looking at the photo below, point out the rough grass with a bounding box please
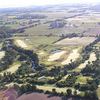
[74,52,97,72]
[0,61,21,75]
[24,36,60,48]
[78,52,96,69]
[95,42,100,47]
[14,36,60,49]
[36,85,74,93]
[0,51,5,60]
[76,75,93,84]
[6,24,20,29]
[97,87,100,99]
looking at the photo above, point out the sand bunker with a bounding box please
[61,48,80,65]
[48,51,66,61]
[15,40,28,48]
[0,51,5,60]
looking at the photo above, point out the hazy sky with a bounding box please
[0,0,100,8]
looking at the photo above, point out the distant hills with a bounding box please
[0,3,100,13]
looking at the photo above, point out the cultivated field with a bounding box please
[0,88,17,100]
[17,93,61,100]
[55,37,96,46]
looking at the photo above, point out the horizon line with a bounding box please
[0,2,99,9]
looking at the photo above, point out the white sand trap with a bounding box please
[0,62,21,75]
[15,40,28,48]
[78,52,96,69]
[61,48,80,65]
[38,51,45,55]
[48,51,66,62]
[0,51,5,60]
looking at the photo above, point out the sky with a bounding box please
[0,0,100,8]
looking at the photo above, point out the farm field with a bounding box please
[0,88,17,100]
[55,37,96,46]
[17,93,62,100]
